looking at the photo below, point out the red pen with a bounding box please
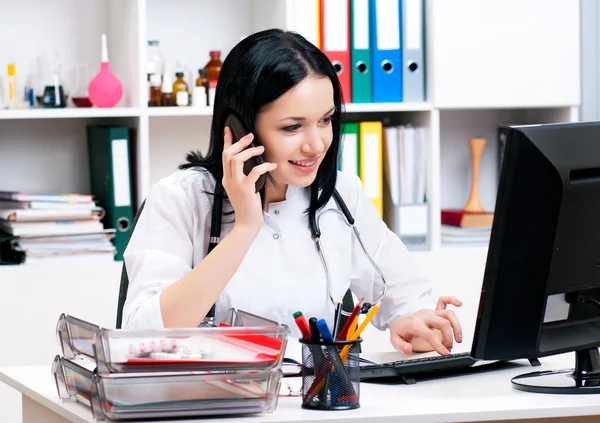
[293,311,311,340]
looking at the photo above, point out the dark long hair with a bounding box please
[179,28,344,218]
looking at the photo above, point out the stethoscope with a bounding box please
[309,188,388,316]
[202,182,388,325]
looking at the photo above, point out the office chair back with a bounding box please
[115,200,145,329]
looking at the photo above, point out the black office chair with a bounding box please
[115,200,356,332]
[116,200,145,329]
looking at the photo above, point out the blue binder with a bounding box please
[402,0,425,102]
[370,0,403,103]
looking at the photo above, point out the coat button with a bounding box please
[273,233,280,240]
[274,210,280,215]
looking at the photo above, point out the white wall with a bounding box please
[427,0,580,108]
[146,0,253,83]
[0,260,123,423]
[360,248,489,353]
[148,115,212,185]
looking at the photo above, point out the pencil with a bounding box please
[341,303,380,362]
[350,303,380,341]
[345,314,359,340]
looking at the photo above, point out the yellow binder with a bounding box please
[316,0,321,48]
[359,121,383,216]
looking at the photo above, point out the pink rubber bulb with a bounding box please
[88,34,123,108]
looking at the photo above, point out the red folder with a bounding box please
[320,0,352,103]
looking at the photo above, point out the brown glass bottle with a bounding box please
[205,51,222,83]
[160,72,173,106]
[195,68,207,89]
[173,72,189,106]
[148,73,161,107]
[193,68,206,106]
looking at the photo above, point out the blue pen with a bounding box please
[330,369,340,406]
[316,319,334,342]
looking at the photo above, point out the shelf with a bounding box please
[0,102,570,120]
[440,243,489,252]
[4,103,571,122]
[435,103,579,111]
[343,102,433,113]
[144,102,432,118]
[0,256,122,269]
[146,106,213,117]
[0,108,142,120]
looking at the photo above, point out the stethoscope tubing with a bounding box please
[311,189,388,316]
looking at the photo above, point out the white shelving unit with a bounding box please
[0,0,580,252]
[0,1,582,421]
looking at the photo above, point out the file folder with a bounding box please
[359,121,383,215]
[402,0,425,102]
[341,122,360,177]
[399,125,415,204]
[86,126,134,261]
[350,0,372,103]
[382,126,400,232]
[320,0,352,102]
[290,0,321,48]
[370,0,403,102]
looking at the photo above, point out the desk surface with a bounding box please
[1,353,600,423]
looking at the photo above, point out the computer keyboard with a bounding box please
[358,352,476,382]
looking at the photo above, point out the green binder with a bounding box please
[340,122,360,178]
[350,0,372,103]
[87,126,134,261]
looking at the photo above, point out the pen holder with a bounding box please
[299,338,362,410]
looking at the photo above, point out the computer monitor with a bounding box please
[471,120,600,394]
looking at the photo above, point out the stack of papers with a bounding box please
[0,191,116,262]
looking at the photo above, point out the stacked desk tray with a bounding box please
[52,313,289,420]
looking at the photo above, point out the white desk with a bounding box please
[1,353,600,423]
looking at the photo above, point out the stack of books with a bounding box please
[440,209,493,245]
[0,191,116,262]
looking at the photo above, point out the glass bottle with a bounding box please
[147,40,164,81]
[205,51,223,83]
[7,63,16,109]
[173,72,189,106]
[148,73,161,107]
[72,63,91,108]
[195,68,207,88]
[175,59,193,92]
[160,71,173,106]
[193,68,208,107]
[41,56,66,108]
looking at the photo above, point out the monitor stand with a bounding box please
[511,348,600,394]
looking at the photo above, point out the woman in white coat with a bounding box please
[122,28,463,356]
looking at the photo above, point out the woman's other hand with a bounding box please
[389,296,463,356]
[221,126,277,233]
[436,296,463,312]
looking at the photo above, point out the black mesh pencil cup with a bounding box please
[299,338,362,410]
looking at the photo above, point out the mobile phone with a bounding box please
[224,112,268,192]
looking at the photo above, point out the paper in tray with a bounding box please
[56,313,289,374]
[52,356,281,421]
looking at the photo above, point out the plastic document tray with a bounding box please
[56,314,289,374]
[52,356,282,421]
[222,308,282,327]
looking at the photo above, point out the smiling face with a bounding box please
[254,74,335,197]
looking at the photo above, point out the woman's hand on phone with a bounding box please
[222,126,276,234]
